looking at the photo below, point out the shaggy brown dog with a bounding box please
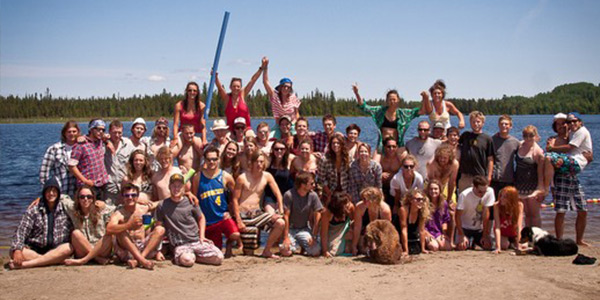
[363,220,403,264]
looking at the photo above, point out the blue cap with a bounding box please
[567,112,582,121]
[88,119,106,130]
[279,78,293,86]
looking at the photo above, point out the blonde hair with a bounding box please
[522,125,540,142]
[469,111,486,123]
[360,187,383,204]
[402,188,431,226]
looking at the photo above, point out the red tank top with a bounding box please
[179,101,203,134]
[225,94,251,132]
[499,213,517,238]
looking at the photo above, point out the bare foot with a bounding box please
[155,252,165,261]
[7,261,21,270]
[65,258,85,266]
[260,251,280,259]
[139,259,155,270]
[224,246,233,259]
[127,259,138,269]
[577,240,591,247]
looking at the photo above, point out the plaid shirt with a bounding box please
[312,131,329,154]
[10,196,73,252]
[318,157,351,195]
[69,136,108,187]
[348,160,382,204]
[39,141,77,197]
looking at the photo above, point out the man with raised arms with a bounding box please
[231,151,286,258]
[107,183,165,269]
[156,173,224,267]
[192,146,242,258]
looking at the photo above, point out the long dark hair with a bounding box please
[269,140,290,170]
[328,192,352,220]
[183,82,201,113]
[126,149,152,183]
[74,186,101,226]
[61,120,80,143]
[325,133,350,170]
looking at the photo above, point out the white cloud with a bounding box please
[148,75,166,82]
[227,58,253,66]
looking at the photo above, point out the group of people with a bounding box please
[9,62,594,270]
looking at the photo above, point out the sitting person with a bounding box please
[351,187,392,255]
[9,179,73,269]
[455,176,495,251]
[231,151,285,258]
[191,146,242,258]
[107,183,165,270]
[63,186,115,266]
[492,186,524,254]
[320,192,355,257]
[156,173,224,267]
[280,172,323,257]
[399,188,431,255]
[424,180,453,251]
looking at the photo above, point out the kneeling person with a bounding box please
[192,146,242,258]
[156,173,224,267]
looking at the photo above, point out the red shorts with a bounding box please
[205,218,239,249]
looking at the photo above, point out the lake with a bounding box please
[0,114,598,250]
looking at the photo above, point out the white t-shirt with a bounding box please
[389,170,424,197]
[569,126,593,170]
[457,187,495,231]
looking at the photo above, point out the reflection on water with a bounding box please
[1,115,599,251]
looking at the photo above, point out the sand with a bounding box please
[1,245,599,300]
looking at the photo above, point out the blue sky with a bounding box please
[1,0,599,102]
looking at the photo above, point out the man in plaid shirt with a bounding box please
[312,114,337,154]
[9,178,73,269]
[69,119,109,199]
[39,121,80,197]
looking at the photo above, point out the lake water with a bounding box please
[0,115,598,250]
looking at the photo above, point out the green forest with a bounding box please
[1,82,599,121]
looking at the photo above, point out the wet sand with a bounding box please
[1,245,599,300]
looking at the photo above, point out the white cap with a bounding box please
[132,117,146,128]
[234,117,246,126]
[553,113,567,121]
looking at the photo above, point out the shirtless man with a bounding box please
[106,183,165,269]
[426,143,459,244]
[232,151,285,258]
[152,146,183,202]
[174,124,203,174]
[148,117,174,172]
[374,137,406,209]
[239,136,259,172]
[256,122,274,156]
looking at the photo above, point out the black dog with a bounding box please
[519,226,578,256]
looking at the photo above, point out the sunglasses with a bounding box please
[206,158,218,162]
[566,120,579,124]
[403,164,415,169]
[235,126,245,130]
[274,147,286,152]
[523,133,535,138]
[418,128,430,132]
[78,195,94,200]
[123,193,139,198]
[156,126,167,130]
[413,197,425,202]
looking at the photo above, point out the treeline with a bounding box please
[1,82,599,120]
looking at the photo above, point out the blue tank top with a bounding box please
[198,170,228,225]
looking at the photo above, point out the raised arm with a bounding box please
[173,102,181,138]
[243,64,264,97]
[261,57,275,98]
[420,91,432,115]
[352,83,364,106]
[213,71,229,103]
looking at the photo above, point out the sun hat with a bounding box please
[234,117,246,126]
[433,122,444,129]
[552,113,567,133]
[211,119,229,131]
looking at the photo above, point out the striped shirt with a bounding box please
[269,93,301,123]
[39,141,77,197]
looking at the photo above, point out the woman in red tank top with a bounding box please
[173,82,207,142]
[492,186,524,254]
[214,62,264,133]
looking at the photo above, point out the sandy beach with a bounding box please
[1,245,599,300]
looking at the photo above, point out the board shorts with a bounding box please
[546,152,581,176]
[205,218,239,249]
[552,174,587,213]
[173,240,223,265]
[240,209,277,250]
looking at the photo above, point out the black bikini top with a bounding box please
[381,116,398,129]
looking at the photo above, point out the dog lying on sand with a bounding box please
[363,220,405,264]
[519,226,578,256]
